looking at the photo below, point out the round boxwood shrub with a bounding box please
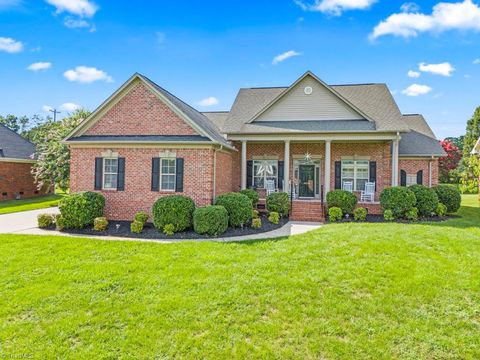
[353,207,367,222]
[436,203,447,217]
[37,213,55,228]
[379,186,416,219]
[214,192,252,227]
[59,191,105,229]
[134,211,149,225]
[408,184,439,217]
[268,211,280,224]
[433,185,461,213]
[193,205,228,236]
[266,192,289,217]
[152,195,195,232]
[383,209,395,222]
[328,207,343,222]
[326,190,357,215]
[93,217,108,231]
[239,188,259,208]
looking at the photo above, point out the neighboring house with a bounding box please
[0,124,40,201]
[65,71,445,221]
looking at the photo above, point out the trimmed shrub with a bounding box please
[37,213,55,228]
[251,218,262,229]
[380,187,416,218]
[130,220,144,234]
[214,192,252,227]
[55,215,66,231]
[405,207,419,221]
[384,209,395,222]
[328,207,343,222]
[252,209,259,219]
[163,223,175,236]
[93,217,108,231]
[353,207,367,222]
[134,211,149,225]
[240,188,259,208]
[408,185,439,217]
[58,191,105,229]
[152,195,195,232]
[433,185,461,213]
[268,211,280,224]
[436,203,447,217]
[326,190,357,215]
[266,192,289,217]
[193,205,228,236]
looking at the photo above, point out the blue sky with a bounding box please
[1,0,480,138]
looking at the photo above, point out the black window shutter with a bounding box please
[334,161,342,189]
[94,157,103,190]
[151,158,160,191]
[247,160,253,188]
[400,170,407,187]
[417,170,423,185]
[175,158,184,192]
[278,161,284,190]
[369,161,377,190]
[117,158,125,191]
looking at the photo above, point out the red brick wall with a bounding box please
[399,158,439,187]
[70,147,215,220]
[0,161,42,201]
[84,82,199,136]
[215,150,234,197]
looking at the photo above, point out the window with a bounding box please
[160,158,176,191]
[341,160,369,191]
[406,174,417,186]
[253,160,278,188]
[103,158,118,190]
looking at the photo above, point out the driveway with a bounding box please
[0,207,59,234]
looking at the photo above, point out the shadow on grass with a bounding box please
[417,205,480,230]
[223,236,290,246]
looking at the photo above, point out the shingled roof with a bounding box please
[0,124,36,161]
[222,81,410,134]
[399,114,445,157]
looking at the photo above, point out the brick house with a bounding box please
[65,71,445,221]
[0,124,40,201]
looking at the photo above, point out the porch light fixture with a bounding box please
[304,152,312,162]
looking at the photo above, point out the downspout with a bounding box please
[429,155,433,188]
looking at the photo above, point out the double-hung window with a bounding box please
[253,160,278,188]
[406,174,417,186]
[160,158,176,191]
[103,158,118,190]
[341,160,369,191]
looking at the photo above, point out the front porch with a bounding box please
[235,137,400,220]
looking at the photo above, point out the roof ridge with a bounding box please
[331,83,385,87]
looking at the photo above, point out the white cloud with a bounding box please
[400,2,420,13]
[60,102,81,112]
[473,58,480,64]
[64,66,113,83]
[419,62,455,76]
[0,37,23,53]
[272,50,301,65]
[295,0,376,15]
[42,105,53,113]
[402,84,432,96]
[408,70,421,78]
[27,62,52,71]
[371,0,480,39]
[197,97,219,107]
[64,16,95,31]
[45,0,97,17]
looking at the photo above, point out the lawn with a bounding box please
[0,193,65,215]
[0,196,479,359]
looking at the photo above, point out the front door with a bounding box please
[299,165,315,198]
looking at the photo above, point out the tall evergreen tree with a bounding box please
[460,107,480,193]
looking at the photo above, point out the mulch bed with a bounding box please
[330,214,453,224]
[44,214,288,240]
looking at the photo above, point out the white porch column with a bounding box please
[324,140,331,200]
[283,140,290,191]
[241,140,247,190]
[392,138,399,186]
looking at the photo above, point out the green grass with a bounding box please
[0,193,65,214]
[0,196,479,359]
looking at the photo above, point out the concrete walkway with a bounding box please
[0,207,322,243]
